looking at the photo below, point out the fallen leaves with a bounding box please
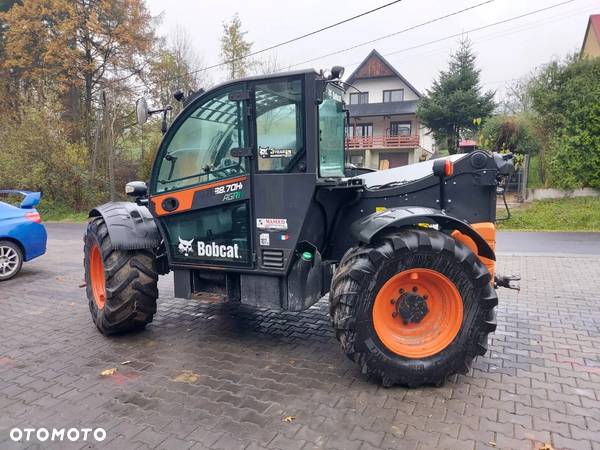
[538,444,555,450]
[174,370,199,383]
[100,368,117,377]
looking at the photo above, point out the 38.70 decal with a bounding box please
[215,182,243,195]
[215,182,244,202]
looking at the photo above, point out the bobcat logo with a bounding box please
[258,146,270,158]
[178,237,195,256]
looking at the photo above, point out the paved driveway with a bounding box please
[0,225,599,449]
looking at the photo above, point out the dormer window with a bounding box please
[349,92,369,105]
[383,89,404,102]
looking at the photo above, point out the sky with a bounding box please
[144,0,598,98]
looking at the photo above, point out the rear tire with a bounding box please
[329,229,497,387]
[84,217,158,335]
[0,240,23,281]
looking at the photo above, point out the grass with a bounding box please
[37,203,89,223]
[499,196,600,232]
[526,154,544,189]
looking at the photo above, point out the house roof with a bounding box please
[459,140,478,147]
[347,99,419,118]
[346,49,423,98]
[580,14,600,56]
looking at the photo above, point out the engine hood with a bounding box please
[354,154,468,188]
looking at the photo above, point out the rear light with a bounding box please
[25,212,41,223]
[444,160,454,176]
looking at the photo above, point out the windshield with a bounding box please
[318,84,346,178]
[153,87,247,193]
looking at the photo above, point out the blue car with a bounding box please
[0,190,47,281]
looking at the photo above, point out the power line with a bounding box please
[335,0,585,95]
[379,0,579,60]
[227,0,406,64]
[286,0,497,69]
[333,0,583,81]
[144,0,407,84]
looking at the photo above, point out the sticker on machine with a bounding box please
[256,218,288,231]
[259,233,270,246]
[258,146,293,159]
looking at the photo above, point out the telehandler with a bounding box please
[84,67,516,387]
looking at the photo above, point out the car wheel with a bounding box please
[0,240,24,281]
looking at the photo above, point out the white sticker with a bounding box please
[256,218,288,231]
[259,233,270,246]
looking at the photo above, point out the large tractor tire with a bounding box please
[83,216,158,335]
[329,228,497,387]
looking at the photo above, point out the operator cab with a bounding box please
[142,69,348,303]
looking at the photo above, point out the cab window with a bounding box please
[319,84,346,177]
[255,79,304,172]
[153,87,247,193]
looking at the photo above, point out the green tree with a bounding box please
[480,114,539,155]
[417,39,496,154]
[220,13,253,80]
[528,55,600,189]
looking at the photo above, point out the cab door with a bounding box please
[148,83,254,268]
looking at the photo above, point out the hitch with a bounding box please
[495,274,521,291]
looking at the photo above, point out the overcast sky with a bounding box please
[145,0,597,98]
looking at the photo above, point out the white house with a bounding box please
[343,49,435,169]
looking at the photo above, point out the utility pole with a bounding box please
[101,91,116,202]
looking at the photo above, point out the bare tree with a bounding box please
[147,26,208,113]
[255,52,281,75]
[499,74,536,114]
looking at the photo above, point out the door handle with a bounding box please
[230,147,253,158]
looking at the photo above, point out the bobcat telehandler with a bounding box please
[84,67,516,387]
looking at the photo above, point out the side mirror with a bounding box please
[330,66,345,80]
[136,98,149,125]
[125,181,148,198]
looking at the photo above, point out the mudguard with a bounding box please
[89,202,161,250]
[350,206,495,260]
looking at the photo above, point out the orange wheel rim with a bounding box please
[372,268,463,359]
[90,244,106,310]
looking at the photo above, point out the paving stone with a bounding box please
[0,231,599,449]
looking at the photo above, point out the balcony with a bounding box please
[346,135,420,149]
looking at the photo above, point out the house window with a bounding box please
[349,155,364,168]
[349,92,369,105]
[356,123,373,137]
[383,89,404,103]
[390,121,411,136]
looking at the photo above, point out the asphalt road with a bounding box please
[46,223,600,256]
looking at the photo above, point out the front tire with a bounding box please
[329,229,497,387]
[84,217,158,335]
